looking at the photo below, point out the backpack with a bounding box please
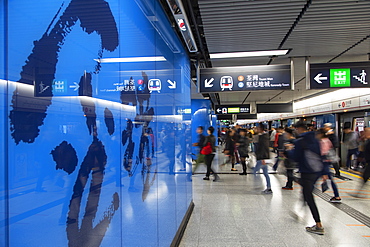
[299,136,324,173]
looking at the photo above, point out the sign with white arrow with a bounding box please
[204,78,214,88]
[214,104,250,115]
[313,73,327,84]
[199,64,292,93]
[69,82,80,91]
[309,61,370,89]
[167,79,176,89]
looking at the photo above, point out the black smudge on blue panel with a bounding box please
[104,107,115,135]
[51,141,78,175]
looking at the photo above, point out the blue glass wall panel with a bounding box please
[2,0,192,246]
[0,1,6,245]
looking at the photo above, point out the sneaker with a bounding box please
[231,168,238,171]
[282,186,293,190]
[329,197,341,203]
[262,189,273,194]
[305,225,324,235]
[203,177,210,180]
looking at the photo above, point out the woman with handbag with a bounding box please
[317,128,341,203]
[202,126,220,182]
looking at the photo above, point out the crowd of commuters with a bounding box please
[192,121,370,235]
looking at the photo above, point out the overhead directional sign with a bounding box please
[215,104,250,115]
[309,61,370,89]
[199,64,292,93]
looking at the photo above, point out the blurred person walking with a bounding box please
[342,127,359,170]
[323,123,341,177]
[273,127,285,171]
[286,122,325,235]
[237,129,250,175]
[350,127,370,197]
[270,127,276,149]
[282,128,296,190]
[253,124,272,194]
[192,126,206,174]
[202,126,220,182]
[222,129,238,171]
[317,128,341,203]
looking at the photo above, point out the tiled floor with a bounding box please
[180,152,370,247]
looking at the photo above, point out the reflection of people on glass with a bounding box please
[141,158,158,201]
[66,129,120,246]
[203,126,220,182]
[163,128,176,175]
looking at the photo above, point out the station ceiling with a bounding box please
[186,0,370,108]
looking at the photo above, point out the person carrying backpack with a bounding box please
[286,122,325,235]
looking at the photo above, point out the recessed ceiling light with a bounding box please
[209,49,290,59]
[94,56,166,63]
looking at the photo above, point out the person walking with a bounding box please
[270,127,276,150]
[253,124,272,194]
[343,127,359,170]
[222,129,237,171]
[323,123,341,177]
[350,127,370,197]
[282,128,296,190]
[286,122,325,235]
[192,126,206,174]
[317,128,341,203]
[273,127,285,171]
[203,126,220,182]
[237,129,250,175]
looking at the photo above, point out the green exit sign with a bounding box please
[330,68,351,87]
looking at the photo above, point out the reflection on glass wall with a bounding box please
[1,0,192,246]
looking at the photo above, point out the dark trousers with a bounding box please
[286,169,294,188]
[205,154,216,177]
[346,148,358,169]
[300,173,321,223]
[332,162,341,176]
[363,163,370,184]
[240,156,248,174]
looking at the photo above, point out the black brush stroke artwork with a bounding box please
[51,141,78,175]
[9,0,118,144]
[12,0,122,246]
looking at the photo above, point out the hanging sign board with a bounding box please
[199,64,292,93]
[309,61,370,89]
[214,104,250,115]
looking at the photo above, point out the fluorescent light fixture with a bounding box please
[94,56,166,63]
[210,50,290,59]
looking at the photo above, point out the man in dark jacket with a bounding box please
[253,124,272,194]
[287,122,325,235]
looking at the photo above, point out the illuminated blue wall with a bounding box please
[0,0,192,246]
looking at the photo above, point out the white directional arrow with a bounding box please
[314,73,327,84]
[69,82,80,91]
[204,78,214,88]
[167,80,176,89]
[216,108,222,113]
